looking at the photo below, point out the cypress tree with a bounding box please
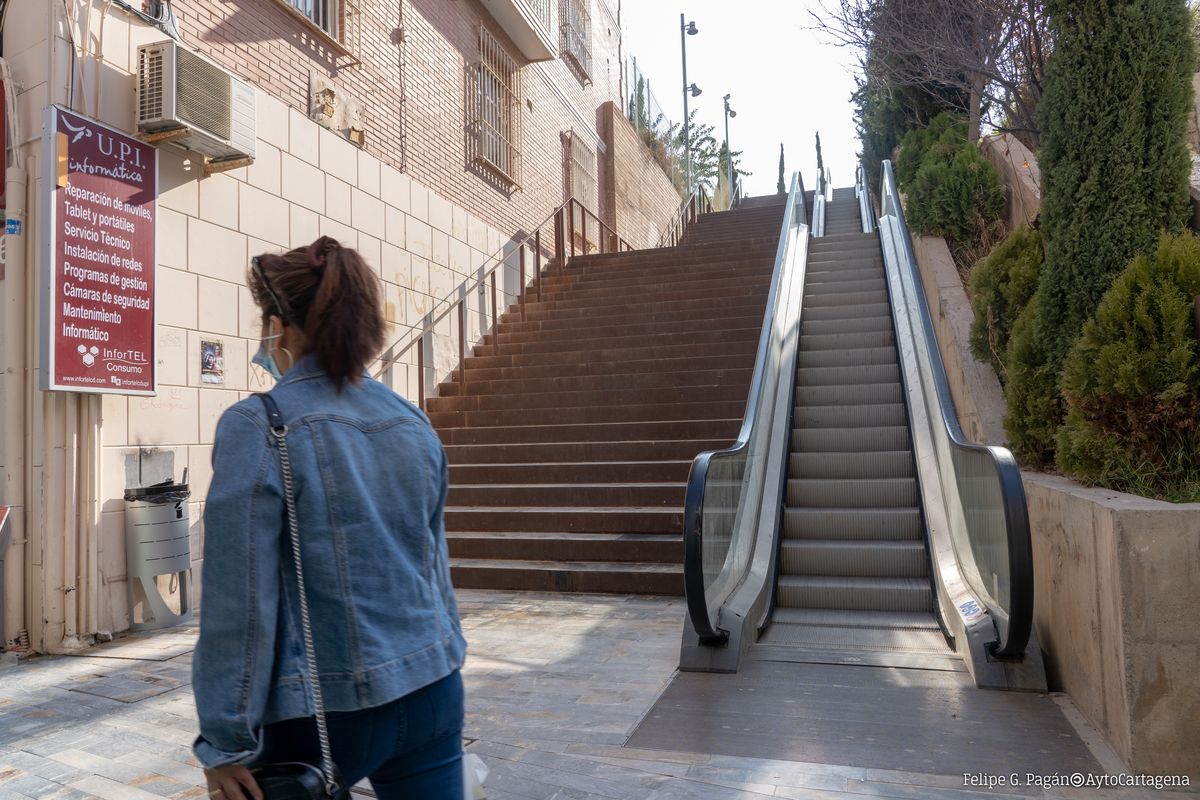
[1006,0,1195,461]
[777,143,786,194]
[1036,0,1194,364]
[815,132,824,194]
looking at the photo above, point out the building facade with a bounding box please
[0,0,681,653]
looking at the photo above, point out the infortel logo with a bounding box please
[77,344,100,367]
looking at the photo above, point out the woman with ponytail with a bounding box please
[192,237,467,799]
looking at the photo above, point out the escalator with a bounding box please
[758,188,951,665]
[680,167,1044,689]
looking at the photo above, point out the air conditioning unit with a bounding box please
[136,40,256,162]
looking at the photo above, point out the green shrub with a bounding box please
[896,113,1006,270]
[1055,233,1200,501]
[969,226,1044,381]
[1003,299,1063,466]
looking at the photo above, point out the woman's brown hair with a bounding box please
[248,236,386,389]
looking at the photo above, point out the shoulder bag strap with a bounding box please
[256,393,338,796]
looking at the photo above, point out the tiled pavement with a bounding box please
[0,591,1191,799]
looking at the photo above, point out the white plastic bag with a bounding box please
[462,753,489,800]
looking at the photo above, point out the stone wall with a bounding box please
[980,133,1041,230]
[599,102,683,247]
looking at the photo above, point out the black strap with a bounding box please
[257,393,286,432]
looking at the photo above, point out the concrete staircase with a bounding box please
[760,188,949,657]
[429,198,786,595]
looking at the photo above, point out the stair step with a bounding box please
[789,451,913,479]
[450,558,683,595]
[429,398,747,429]
[775,575,934,612]
[801,316,892,336]
[448,460,692,484]
[458,353,754,383]
[492,315,763,345]
[794,382,902,406]
[447,482,684,507]
[443,440,730,465]
[447,531,680,563]
[474,326,760,358]
[440,367,753,398]
[796,363,900,386]
[771,607,940,630]
[460,339,758,371]
[760,617,949,654]
[802,302,891,321]
[792,425,910,452]
[803,290,890,309]
[779,539,928,577]
[784,507,922,540]
[446,506,684,533]
[800,331,894,351]
[787,477,918,508]
[438,417,740,446]
[792,403,907,429]
[797,346,898,369]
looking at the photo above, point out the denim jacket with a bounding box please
[192,355,466,768]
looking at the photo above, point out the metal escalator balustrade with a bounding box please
[682,172,809,648]
[681,162,1038,683]
[874,160,1033,658]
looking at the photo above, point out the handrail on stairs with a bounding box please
[660,184,715,247]
[373,198,633,409]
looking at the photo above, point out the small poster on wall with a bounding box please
[200,339,225,385]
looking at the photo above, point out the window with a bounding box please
[468,27,523,188]
[565,131,596,211]
[289,0,340,39]
[561,0,591,84]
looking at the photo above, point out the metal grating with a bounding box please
[137,46,165,122]
[561,0,591,83]
[565,130,596,211]
[175,48,232,139]
[521,0,552,31]
[467,26,523,188]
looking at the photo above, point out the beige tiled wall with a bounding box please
[93,88,522,634]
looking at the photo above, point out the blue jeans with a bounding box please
[257,671,464,799]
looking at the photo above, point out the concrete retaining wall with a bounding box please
[913,235,1200,780]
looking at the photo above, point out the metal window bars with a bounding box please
[522,0,553,32]
[468,27,523,188]
[564,130,597,213]
[561,0,592,83]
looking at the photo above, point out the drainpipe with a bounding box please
[1,137,28,651]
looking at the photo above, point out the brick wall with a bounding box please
[600,101,683,247]
[173,0,639,245]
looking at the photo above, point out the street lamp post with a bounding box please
[680,14,700,194]
[723,93,736,205]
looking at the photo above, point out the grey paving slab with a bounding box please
[0,590,1189,800]
[627,659,1100,778]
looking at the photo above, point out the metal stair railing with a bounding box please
[682,172,808,647]
[373,198,632,409]
[660,185,714,247]
[873,160,1033,657]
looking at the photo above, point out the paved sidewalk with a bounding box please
[0,591,1189,799]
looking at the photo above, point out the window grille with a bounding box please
[565,131,597,211]
[561,0,591,83]
[468,27,523,188]
[290,0,340,39]
[522,0,553,32]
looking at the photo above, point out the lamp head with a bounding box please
[729,109,737,118]
[688,83,702,97]
[685,20,699,35]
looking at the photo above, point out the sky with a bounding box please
[618,1,862,198]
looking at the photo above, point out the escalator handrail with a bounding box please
[683,173,807,646]
[874,160,1033,657]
